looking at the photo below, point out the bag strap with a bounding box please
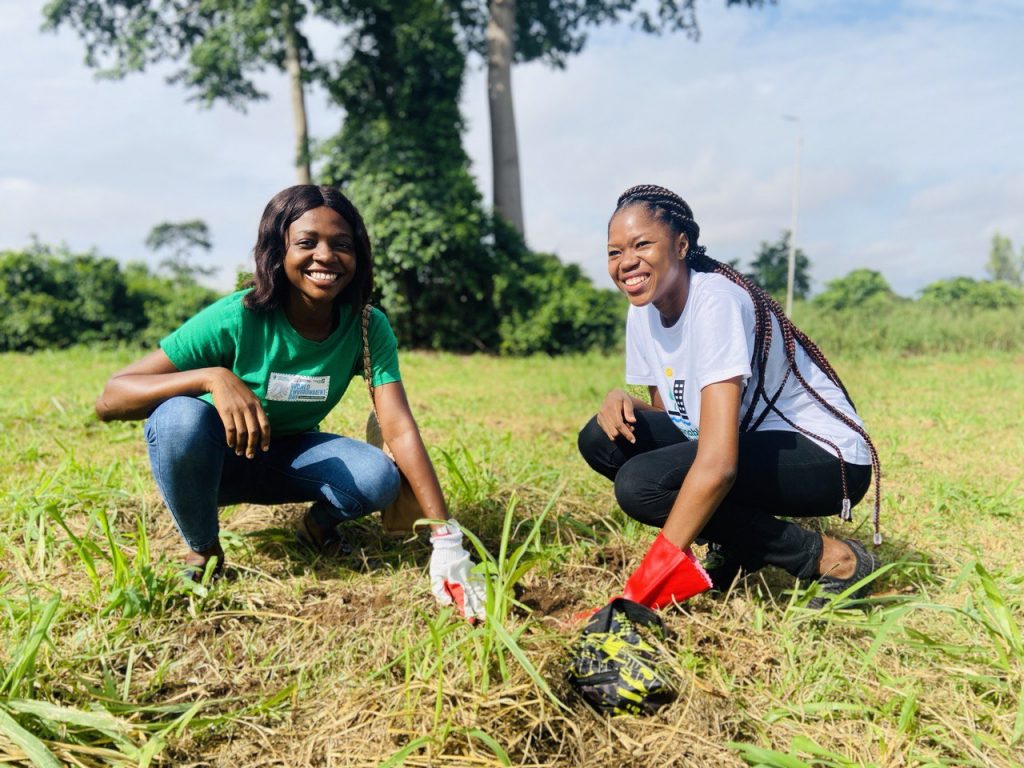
[361,304,379,418]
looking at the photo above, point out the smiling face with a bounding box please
[282,206,357,315]
[607,204,690,321]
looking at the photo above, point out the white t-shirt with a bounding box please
[625,270,870,465]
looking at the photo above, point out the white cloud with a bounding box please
[482,0,1024,295]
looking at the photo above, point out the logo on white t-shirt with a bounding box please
[667,378,699,440]
[266,372,330,402]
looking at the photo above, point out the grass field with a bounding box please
[1,347,1022,767]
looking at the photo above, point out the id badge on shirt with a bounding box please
[266,372,330,402]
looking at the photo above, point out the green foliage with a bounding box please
[812,268,897,312]
[0,244,218,352]
[145,220,211,254]
[0,244,141,351]
[123,261,220,345]
[919,276,1023,310]
[317,1,626,354]
[455,0,770,67]
[795,300,1024,356]
[744,230,810,300]
[42,0,315,108]
[985,232,1023,286]
[494,224,623,355]
[319,0,498,352]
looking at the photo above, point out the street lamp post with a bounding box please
[783,116,802,317]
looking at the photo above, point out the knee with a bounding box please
[359,451,401,511]
[613,461,665,527]
[578,415,611,469]
[145,397,222,454]
[613,464,643,519]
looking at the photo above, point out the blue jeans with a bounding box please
[144,397,400,552]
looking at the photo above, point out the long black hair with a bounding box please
[243,184,374,314]
[613,184,883,544]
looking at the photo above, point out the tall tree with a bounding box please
[486,0,523,235]
[472,0,770,238]
[145,219,216,280]
[319,0,500,351]
[746,231,810,300]
[43,0,317,182]
[986,232,1023,286]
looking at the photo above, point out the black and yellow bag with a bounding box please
[566,598,677,716]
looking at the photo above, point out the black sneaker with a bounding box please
[808,538,878,609]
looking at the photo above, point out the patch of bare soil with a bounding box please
[518,579,577,619]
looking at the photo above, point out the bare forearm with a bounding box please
[387,429,448,521]
[660,461,736,549]
[96,368,218,421]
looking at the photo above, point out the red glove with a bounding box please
[622,532,713,609]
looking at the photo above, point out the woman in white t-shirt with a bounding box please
[577,184,882,610]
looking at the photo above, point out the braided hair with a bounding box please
[613,184,883,545]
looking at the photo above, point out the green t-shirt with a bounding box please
[160,290,401,435]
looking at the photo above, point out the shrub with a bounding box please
[0,246,140,351]
[495,246,623,356]
[0,245,218,352]
[919,277,1023,309]
[813,268,898,312]
[123,262,219,346]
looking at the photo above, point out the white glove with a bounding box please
[429,521,487,622]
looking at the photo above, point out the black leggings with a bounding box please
[577,411,872,580]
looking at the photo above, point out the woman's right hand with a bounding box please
[206,368,271,458]
[597,388,638,444]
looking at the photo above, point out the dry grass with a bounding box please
[1,348,1022,767]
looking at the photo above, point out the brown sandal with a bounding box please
[295,504,352,557]
[183,541,225,583]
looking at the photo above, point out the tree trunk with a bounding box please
[284,19,312,185]
[486,0,524,237]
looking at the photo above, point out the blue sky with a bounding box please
[1,0,1021,296]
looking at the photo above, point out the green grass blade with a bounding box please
[728,741,813,768]
[3,698,129,735]
[488,617,566,711]
[974,562,1023,655]
[1,595,60,697]
[0,707,63,768]
[379,734,433,767]
[464,728,512,765]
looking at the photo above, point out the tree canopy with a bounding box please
[813,268,896,312]
[318,0,499,351]
[145,220,217,280]
[986,232,1022,286]
[744,231,810,300]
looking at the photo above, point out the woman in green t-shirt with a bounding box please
[96,185,485,622]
